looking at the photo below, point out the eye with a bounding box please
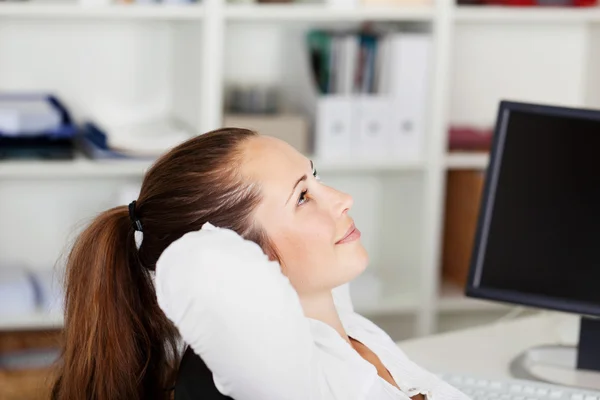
[312,167,320,181]
[297,189,309,206]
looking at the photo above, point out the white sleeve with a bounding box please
[155,223,321,400]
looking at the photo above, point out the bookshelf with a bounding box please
[355,294,420,316]
[1,0,596,337]
[437,281,512,313]
[445,152,489,170]
[454,5,600,23]
[0,2,205,19]
[0,156,152,179]
[0,311,63,331]
[224,3,434,21]
[0,156,424,179]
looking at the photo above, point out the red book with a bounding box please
[572,0,597,6]
[448,126,493,152]
[502,0,537,5]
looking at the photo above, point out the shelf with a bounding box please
[437,281,512,313]
[0,156,153,179]
[454,5,600,23]
[445,151,489,170]
[0,311,64,331]
[313,157,425,173]
[0,301,415,330]
[0,2,204,20]
[0,288,511,329]
[354,292,420,316]
[351,267,422,316]
[0,156,422,179]
[225,3,434,22]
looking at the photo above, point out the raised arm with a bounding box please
[155,223,321,400]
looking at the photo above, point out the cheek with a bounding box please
[273,216,337,288]
[277,216,335,263]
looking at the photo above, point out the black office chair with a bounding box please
[174,346,234,400]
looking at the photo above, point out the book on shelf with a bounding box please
[309,29,431,162]
[448,125,493,152]
[0,94,78,161]
[307,30,380,96]
[442,170,485,288]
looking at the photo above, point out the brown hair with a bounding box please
[51,128,274,400]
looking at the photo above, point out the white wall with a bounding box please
[0,19,174,125]
[450,22,588,127]
[0,178,142,270]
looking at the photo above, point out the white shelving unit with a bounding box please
[1,0,597,336]
[0,156,153,178]
[437,281,511,313]
[445,152,489,169]
[0,311,64,331]
[224,3,434,21]
[0,156,424,179]
[354,292,420,316]
[454,5,600,23]
[0,3,205,19]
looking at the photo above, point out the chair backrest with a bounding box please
[175,346,234,400]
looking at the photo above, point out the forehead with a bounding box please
[241,135,309,199]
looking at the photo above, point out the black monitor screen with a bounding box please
[467,102,600,316]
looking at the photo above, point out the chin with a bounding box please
[356,241,369,263]
[345,243,369,278]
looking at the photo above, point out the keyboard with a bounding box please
[438,373,600,400]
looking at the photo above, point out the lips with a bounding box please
[335,223,360,245]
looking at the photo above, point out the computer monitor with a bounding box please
[466,100,600,374]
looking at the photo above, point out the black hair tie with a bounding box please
[128,201,143,232]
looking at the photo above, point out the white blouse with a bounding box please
[155,223,470,400]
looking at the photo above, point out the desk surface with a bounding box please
[397,313,580,380]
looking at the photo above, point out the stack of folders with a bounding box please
[0,266,65,319]
[0,267,38,319]
[0,94,77,160]
[308,30,431,162]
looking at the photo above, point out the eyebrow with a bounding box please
[285,160,314,205]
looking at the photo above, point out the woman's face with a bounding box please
[241,136,368,296]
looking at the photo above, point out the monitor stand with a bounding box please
[509,317,600,391]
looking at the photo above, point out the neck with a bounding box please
[299,290,350,345]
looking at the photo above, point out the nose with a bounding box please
[331,188,353,217]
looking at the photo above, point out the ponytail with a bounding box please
[51,206,180,400]
[51,128,266,399]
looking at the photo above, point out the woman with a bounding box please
[51,128,469,400]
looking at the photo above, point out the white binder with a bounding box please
[387,33,431,161]
[315,96,354,160]
[354,96,392,159]
[314,33,431,162]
